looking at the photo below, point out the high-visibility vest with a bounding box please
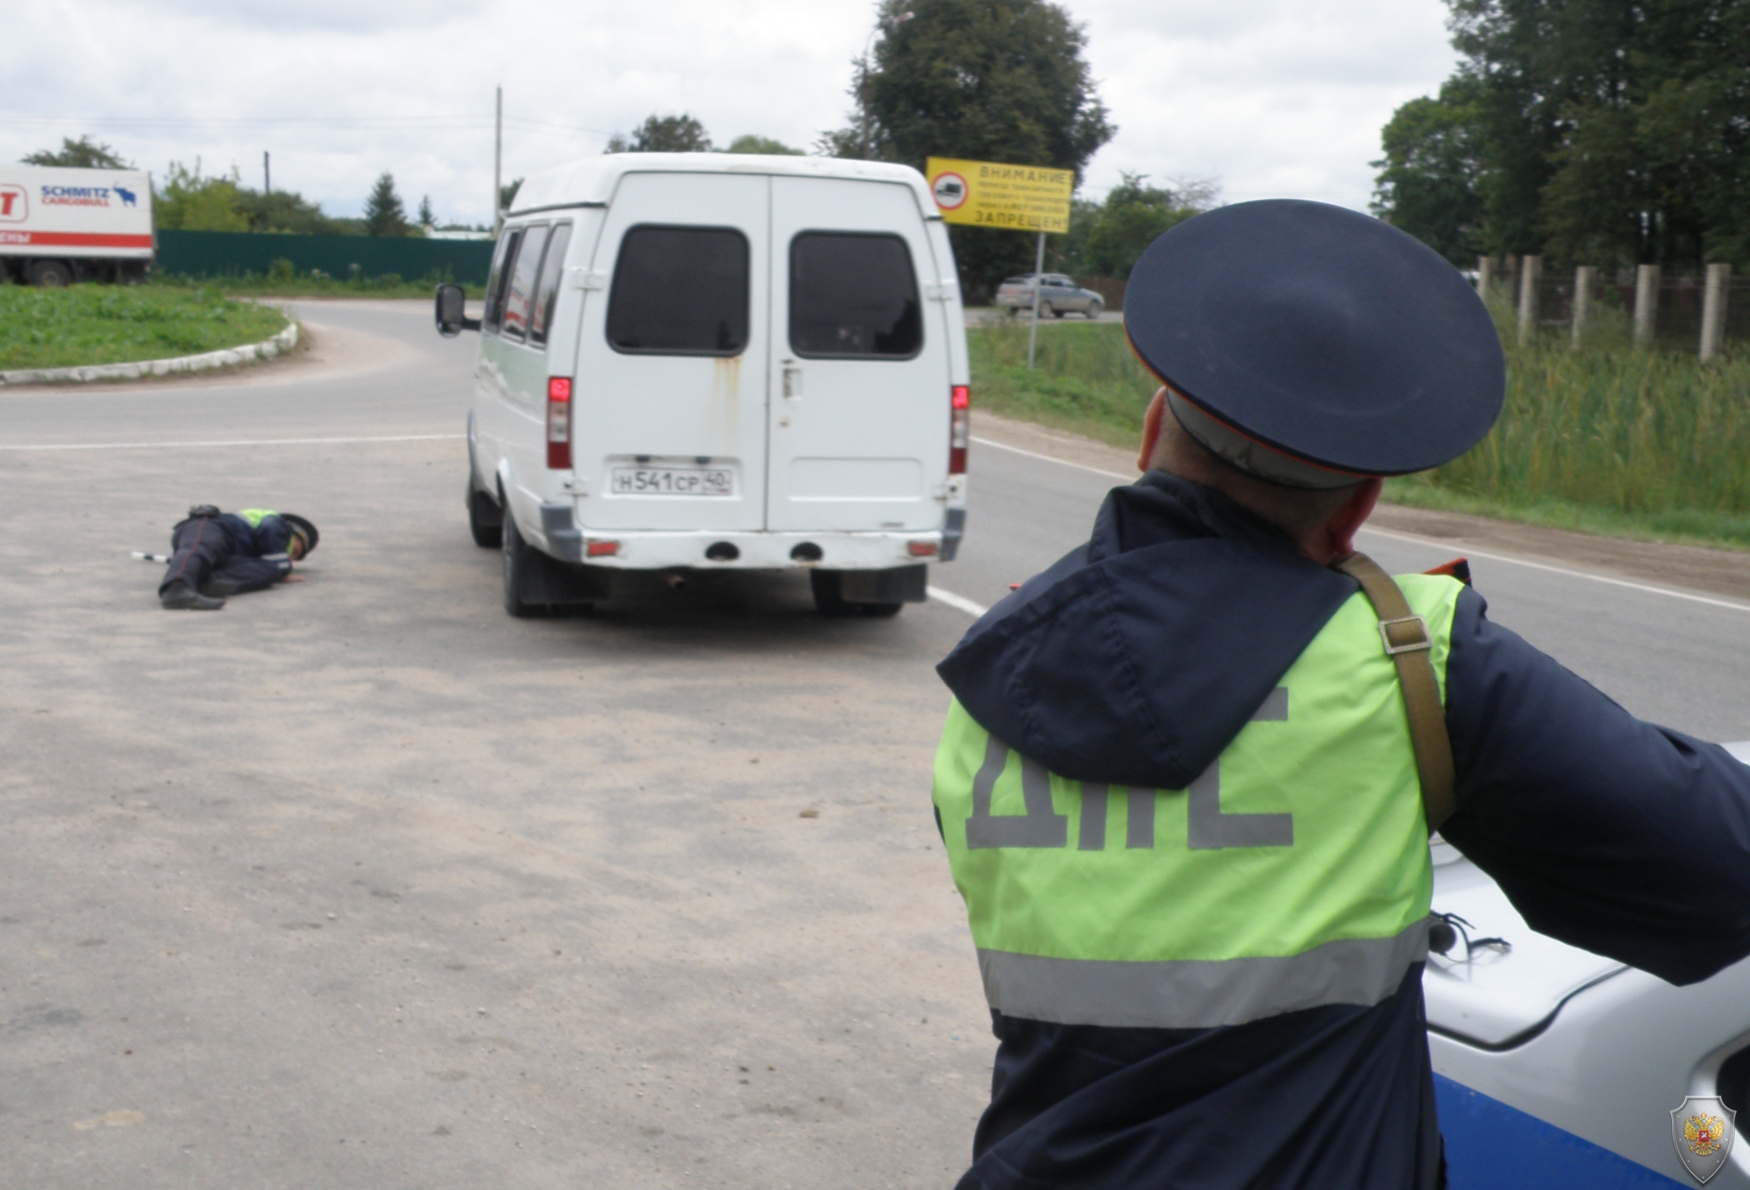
[236,509,279,528]
[932,574,1463,1030]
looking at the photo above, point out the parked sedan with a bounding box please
[1428,742,1750,1188]
[994,273,1105,319]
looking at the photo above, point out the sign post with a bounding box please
[926,157,1074,370]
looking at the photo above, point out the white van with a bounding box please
[437,153,970,617]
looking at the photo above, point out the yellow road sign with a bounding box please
[925,157,1073,233]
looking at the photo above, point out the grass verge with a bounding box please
[968,316,1750,551]
[0,283,290,371]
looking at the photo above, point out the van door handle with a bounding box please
[781,359,801,400]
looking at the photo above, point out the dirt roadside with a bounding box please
[972,408,1750,605]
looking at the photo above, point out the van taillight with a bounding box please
[547,377,572,469]
[949,385,970,474]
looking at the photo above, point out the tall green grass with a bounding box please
[968,316,1750,548]
[967,319,1157,446]
[1399,335,1750,545]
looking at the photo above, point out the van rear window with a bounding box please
[607,226,749,356]
[789,233,921,359]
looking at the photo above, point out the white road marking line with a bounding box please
[1359,524,1750,614]
[971,435,1132,481]
[927,586,989,618]
[0,433,465,452]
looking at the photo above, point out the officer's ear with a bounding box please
[1138,388,1169,473]
[1313,478,1384,563]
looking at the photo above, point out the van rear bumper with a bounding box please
[536,507,946,571]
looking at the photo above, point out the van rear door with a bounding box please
[765,177,950,533]
[574,172,769,531]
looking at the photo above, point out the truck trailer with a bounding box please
[0,164,154,286]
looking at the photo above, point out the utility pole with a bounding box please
[1026,229,1046,370]
[263,151,270,196]
[493,86,503,237]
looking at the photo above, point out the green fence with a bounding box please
[155,230,495,285]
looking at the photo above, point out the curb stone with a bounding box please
[0,318,300,387]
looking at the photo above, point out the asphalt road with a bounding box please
[5,300,1750,1190]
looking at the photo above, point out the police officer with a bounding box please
[159,504,318,610]
[930,200,1750,1189]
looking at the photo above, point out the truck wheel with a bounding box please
[467,485,502,549]
[27,260,73,288]
[501,506,543,618]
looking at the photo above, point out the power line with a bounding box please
[0,114,493,128]
[0,113,616,136]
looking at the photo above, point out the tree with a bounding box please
[155,160,249,232]
[825,0,1116,295]
[499,178,523,213]
[605,114,714,153]
[418,195,436,228]
[1075,175,1207,278]
[363,172,409,237]
[726,134,803,155]
[23,135,130,169]
[1370,78,1486,266]
[233,186,353,235]
[1375,0,1750,270]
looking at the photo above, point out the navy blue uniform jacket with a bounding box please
[935,472,1750,1190]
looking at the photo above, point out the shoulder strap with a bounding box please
[1332,551,1457,832]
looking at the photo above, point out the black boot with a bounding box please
[161,582,225,611]
[200,578,240,598]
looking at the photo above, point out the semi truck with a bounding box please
[0,164,154,286]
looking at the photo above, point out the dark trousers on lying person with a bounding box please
[158,515,291,597]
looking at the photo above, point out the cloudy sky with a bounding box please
[5,0,1460,226]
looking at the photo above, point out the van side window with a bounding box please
[483,229,521,334]
[529,223,572,348]
[607,225,749,356]
[501,224,550,343]
[789,232,921,359]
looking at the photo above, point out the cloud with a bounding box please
[1,0,1459,224]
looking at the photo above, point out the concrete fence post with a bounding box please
[1517,255,1542,345]
[1477,256,1494,301]
[1700,263,1731,361]
[1633,263,1661,349]
[1571,266,1596,348]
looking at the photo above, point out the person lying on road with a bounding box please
[158,504,318,611]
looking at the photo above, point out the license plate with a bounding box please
[610,466,735,496]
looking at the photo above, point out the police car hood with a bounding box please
[939,471,1358,790]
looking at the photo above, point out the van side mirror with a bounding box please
[435,284,481,337]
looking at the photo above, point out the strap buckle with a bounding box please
[1378,615,1432,656]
